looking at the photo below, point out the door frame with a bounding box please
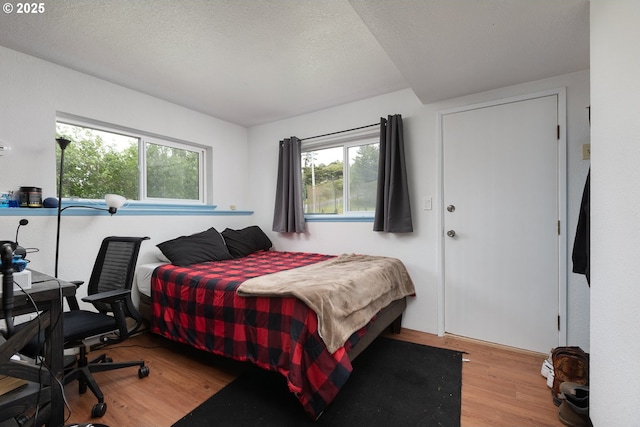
[435,88,568,347]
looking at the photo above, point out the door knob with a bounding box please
[447,230,456,238]
[447,205,455,212]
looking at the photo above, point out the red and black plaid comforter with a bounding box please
[150,250,370,419]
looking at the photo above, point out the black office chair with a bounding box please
[22,236,151,418]
[66,236,152,417]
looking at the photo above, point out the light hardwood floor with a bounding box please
[61,329,564,426]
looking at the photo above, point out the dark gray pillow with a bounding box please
[157,227,232,266]
[221,226,272,258]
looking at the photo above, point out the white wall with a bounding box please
[590,1,640,424]
[1,44,592,352]
[0,46,253,302]
[0,46,248,208]
[249,72,591,347]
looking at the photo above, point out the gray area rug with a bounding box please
[173,337,462,427]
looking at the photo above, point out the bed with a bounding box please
[134,227,415,419]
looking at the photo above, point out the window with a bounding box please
[56,118,206,203]
[301,137,379,215]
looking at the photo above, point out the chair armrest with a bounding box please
[81,289,131,304]
[82,289,134,343]
[66,281,85,311]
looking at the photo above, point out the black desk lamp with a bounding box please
[55,138,126,277]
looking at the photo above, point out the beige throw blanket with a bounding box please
[236,254,416,354]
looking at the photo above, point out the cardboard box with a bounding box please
[0,269,32,293]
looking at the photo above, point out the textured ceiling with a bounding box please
[350,0,590,104]
[0,0,589,127]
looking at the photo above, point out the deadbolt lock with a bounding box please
[447,205,455,212]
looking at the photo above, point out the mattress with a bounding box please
[134,262,167,298]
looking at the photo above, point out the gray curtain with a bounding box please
[373,114,413,232]
[272,136,305,233]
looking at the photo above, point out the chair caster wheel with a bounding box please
[91,402,107,418]
[139,365,150,378]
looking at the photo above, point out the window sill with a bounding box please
[304,214,374,223]
[0,203,253,216]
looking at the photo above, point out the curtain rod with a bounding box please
[300,122,380,141]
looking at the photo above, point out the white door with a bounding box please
[443,95,560,353]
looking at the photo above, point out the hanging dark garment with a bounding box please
[373,114,413,233]
[572,169,590,285]
[272,137,305,233]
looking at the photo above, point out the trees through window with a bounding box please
[301,138,379,215]
[56,119,205,203]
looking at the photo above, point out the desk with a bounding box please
[0,270,75,427]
